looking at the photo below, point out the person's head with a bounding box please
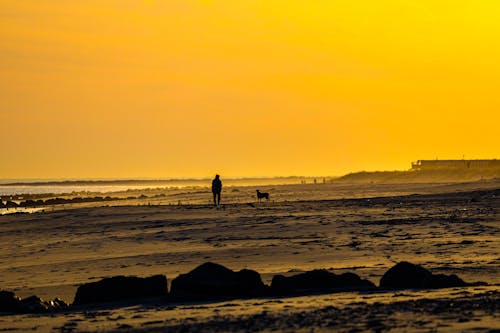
[215,174,220,179]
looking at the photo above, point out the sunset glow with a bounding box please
[1,1,499,178]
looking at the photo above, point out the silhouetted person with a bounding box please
[211,174,222,207]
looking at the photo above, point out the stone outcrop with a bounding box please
[0,290,68,313]
[73,275,168,305]
[271,269,376,295]
[379,261,469,289]
[170,262,268,300]
[5,201,18,208]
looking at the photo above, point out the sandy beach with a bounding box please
[0,180,498,332]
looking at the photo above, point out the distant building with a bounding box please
[411,159,500,171]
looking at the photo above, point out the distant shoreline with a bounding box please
[3,168,500,188]
[0,176,319,187]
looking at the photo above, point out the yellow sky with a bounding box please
[1,1,499,179]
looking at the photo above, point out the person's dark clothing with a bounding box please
[212,176,222,207]
[212,178,222,193]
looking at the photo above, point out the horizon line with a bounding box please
[0,175,343,185]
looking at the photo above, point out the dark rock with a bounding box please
[20,199,37,207]
[380,261,468,289]
[0,290,22,312]
[20,295,49,312]
[0,290,68,313]
[73,275,167,305]
[170,262,268,300]
[5,201,18,208]
[427,273,468,289]
[44,198,68,205]
[380,262,431,289]
[271,269,375,295]
[48,298,69,310]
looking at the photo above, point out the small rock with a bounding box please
[0,290,68,313]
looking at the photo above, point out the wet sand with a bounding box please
[0,180,498,332]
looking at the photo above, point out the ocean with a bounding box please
[0,177,313,196]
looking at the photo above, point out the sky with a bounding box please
[1,1,499,179]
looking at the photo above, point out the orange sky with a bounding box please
[1,1,499,179]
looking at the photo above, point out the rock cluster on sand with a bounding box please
[2,261,483,312]
[0,290,68,313]
[380,261,470,289]
[5,201,18,208]
[271,269,375,294]
[6,193,168,208]
[170,262,268,300]
[73,275,168,305]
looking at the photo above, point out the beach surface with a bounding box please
[0,180,498,332]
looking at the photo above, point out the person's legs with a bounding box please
[217,191,221,206]
[213,192,217,207]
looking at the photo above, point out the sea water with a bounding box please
[0,177,309,196]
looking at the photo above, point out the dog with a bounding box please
[256,189,270,202]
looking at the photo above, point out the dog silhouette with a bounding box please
[256,190,270,202]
